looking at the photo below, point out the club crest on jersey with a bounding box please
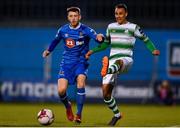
[124,29,129,33]
[79,31,83,38]
[66,38,75,48]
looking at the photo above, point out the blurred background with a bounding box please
[0,0,180,104]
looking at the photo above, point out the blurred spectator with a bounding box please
[156,80,175,105]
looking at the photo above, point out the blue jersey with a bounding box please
[48,23,99,64]
[47,23,101,84]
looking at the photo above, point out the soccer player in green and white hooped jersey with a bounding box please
[85,3,160,126]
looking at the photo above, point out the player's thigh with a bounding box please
[119,57,133,73]
[76,74,86,88]
[103,73,117,85]
[58,78,68,94]
[75,63,88,88]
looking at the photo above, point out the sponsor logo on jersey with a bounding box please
[76,41,84,45]
[79,31,84,38]
[66,38,75,48]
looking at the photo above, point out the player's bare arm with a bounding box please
[85,34,105,59]
[85,50,93,59]
[85,41,110,59]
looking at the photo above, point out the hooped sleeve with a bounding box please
[134,25,156,52]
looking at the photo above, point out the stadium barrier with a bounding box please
[0,81,179,103]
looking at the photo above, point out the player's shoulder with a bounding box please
[81,23,87,28]
[107,22,118,28]
[56,24,71,34]
[80,23,96,34]
[126,22,138,30]
[127,22,137,26]
[81,23,93,30]
[108,22,138,28]
[59,24,69,30]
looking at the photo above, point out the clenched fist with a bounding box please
[42,50,50,58]
[96,34,104,42]
[152,50,160,56]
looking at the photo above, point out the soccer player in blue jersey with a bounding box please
[42,7,103,123]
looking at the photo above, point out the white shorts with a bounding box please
[102,57,133,85]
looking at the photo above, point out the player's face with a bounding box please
[115,8,127,24]
[67,11,81,28]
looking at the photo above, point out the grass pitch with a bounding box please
[0,102,180,127]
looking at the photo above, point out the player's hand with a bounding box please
[96,34,104,42]
[42,50,50,58]
[152,49,160,56]
[85,50,93,59]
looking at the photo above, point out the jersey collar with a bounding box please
[69,23,81,30]
[117,21,130,25]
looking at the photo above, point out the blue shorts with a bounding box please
[58,63,89,85]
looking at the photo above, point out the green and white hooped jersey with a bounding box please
[107,22,148,60]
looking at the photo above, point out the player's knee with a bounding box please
[58,89,66,96]
[57,78,68,95]
[58,86,66,95]
[77,78,85,87]
[115,59,123,66]
[102,84,112,100]
[77,81,85,88]
[102,89,111,99]
[77,76,86,88]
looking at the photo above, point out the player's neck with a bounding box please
[118,20,128,25]
[71,24,78,28]
[69,22,81,29]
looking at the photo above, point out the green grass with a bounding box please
[0,102,180,127]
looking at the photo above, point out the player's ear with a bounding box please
[67,15,70,21]
[125,12,128,17]
[79,14,82,20]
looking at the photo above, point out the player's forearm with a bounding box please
[48,38,60,52]
[91,40,110,53]
[144,38,157,52]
